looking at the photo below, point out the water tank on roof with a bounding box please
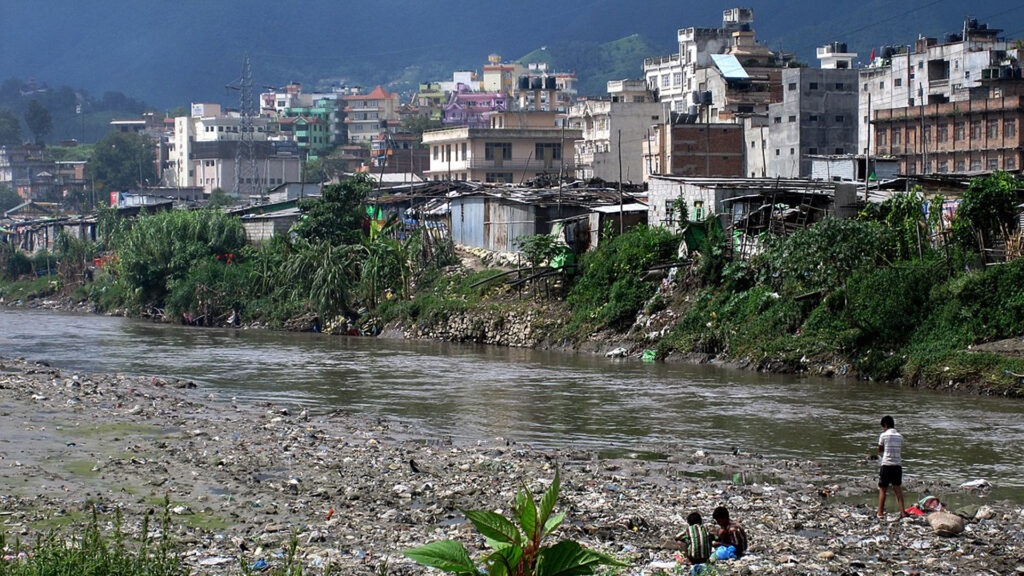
[544,77,557,90]
[881,46,895,59]
[530,77,543,90]
[832,41,848,53]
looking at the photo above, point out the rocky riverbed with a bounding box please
[1,356,1022,575]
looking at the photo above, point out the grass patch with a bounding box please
[0,275,58,302]
[63,460,102,478]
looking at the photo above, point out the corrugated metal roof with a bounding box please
[710,54,749,80]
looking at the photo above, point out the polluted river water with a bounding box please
[3,307,1024,503]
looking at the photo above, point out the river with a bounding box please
[3,308,1023,500]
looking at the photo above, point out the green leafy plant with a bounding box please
[404,471,626,576]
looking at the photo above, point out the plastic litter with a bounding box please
[960,479,992,491]
[641,349,656,362]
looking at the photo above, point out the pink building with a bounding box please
[443,88,507,129]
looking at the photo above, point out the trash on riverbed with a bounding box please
[197,557,233,566]
[960,478,992,491]
[605,347,628,358]
[641,349,656,362]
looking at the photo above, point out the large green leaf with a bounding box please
[515,486,538,542]
[535,541,628,576]
[483,543,524,576]
[543,512,565,538]
[403,540,478,574]
[464,510,521,546]
[538,470,560,528]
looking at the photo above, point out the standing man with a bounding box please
[877,415,907,520]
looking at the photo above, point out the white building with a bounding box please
[167,103,300,196]
[857,18,1010,154]
[643,8,755,114]
[568,80,661,182]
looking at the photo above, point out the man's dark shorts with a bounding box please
[879,465,903,487]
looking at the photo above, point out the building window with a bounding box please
[1007,156,1017,169]
[892,129,902,147]
[788,115,796,123]
[484,142,512,161]
[954,122,965,141]
[834,147,845,154]
[808,147,818,155]
[988,120,999,139]
[877,130,887,147]
[809,114,819,122]
[970,158,982,171]
[790,147,795,155]
[879,81,885,89]
[773,116,781,124]
[788,82,797,91]
[661,74,670,87]
[673,72,682,86]
[863,83,868,91]
[433,146,438,160]
[955,159,966,172]
[461,142,467,160]
[937,125,948,142]
[835,82,845,90]
[970,121,982,139]
[895,78,902,87]
[693,200,704,220]
[835,115,845,122]
[485,172,513,183]
[809,82,818,90]
[535,142,562,160]
[775,149,780,156]
[1006,119,1017,138]
[988,158,999,170]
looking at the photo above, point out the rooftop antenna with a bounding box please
[227,54,260,201]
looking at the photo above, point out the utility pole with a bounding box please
[864,92,872,202]
[617,129,623,235]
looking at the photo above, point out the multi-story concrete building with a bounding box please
[0,146,54,201]
[344,86,400,144]
[167,103,301,195]
[872,82,1024,175]
[568,80,661,182]
[443,89,508,129]
[644,8,757,114]
[260,84,346,149]
[766,44,860,178]
[642,122,745,181]
[858,18,1011,155]
[421,111,581,183]
[482,55,526,96]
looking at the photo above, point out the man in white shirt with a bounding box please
[877,415,906,520]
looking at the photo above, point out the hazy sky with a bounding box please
[1,0,1016,106]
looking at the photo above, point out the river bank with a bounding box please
[1,355,1021,575]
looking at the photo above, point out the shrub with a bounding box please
[566,226,678,334]
[404,471,625,576]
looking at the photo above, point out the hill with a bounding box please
[0,1,1015,107]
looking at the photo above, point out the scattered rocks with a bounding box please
[0,355,1019,575]
[927,511,965,536]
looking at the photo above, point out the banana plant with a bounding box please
[404,471,626,576]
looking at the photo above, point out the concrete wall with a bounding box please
[769,67,859,178]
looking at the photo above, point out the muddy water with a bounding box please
[3,308,1024,499]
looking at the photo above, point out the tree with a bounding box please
[207,187,234,208]
[952,171,1023,249]
[24,100,52,144]
[291,174,371,246]
[0,108,21,146]
[89,131,157,192]
[400,114,443,140]
[301,157,325,183]
[0,184,22,212]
